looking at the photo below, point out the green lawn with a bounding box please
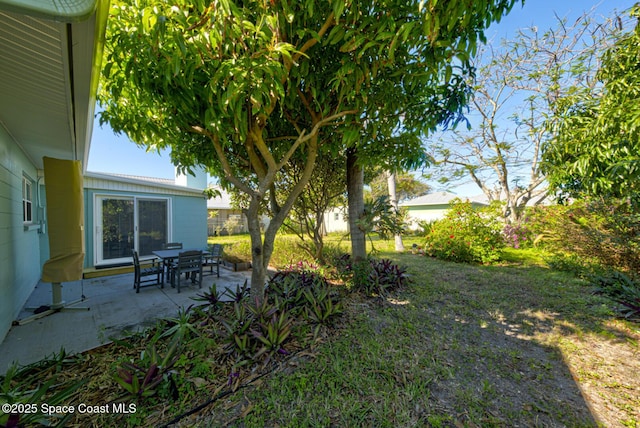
[197,240,639,427]
[4,236,638,427]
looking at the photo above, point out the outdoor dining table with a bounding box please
[152,248,210,284]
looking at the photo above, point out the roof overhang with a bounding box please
[0,0,109,171]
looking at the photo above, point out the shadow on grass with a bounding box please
[385,253,638,427]
[217,252,638,427]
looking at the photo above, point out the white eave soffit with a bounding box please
[0,0,98,21]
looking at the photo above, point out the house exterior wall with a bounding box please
[172,195,207,248]
[0,125,44,342]
[84,177,207,267]
[405,204,450,229]
[323,207,349,233]
[207,208,248,235]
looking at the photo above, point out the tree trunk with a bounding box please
[313,211,325,262]
[387,171,404,252]
[246,195,267,301]
[347,148,366,262]
[245,135,320,302]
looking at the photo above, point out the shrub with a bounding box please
[502,222,533,249]
[543,253,599,278]
[590,271,640,320]
[335,254,409,297]
[528,197,640,273]
[423,199,504,264]
[269,235,317,268]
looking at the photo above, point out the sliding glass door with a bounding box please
[95,195,169,265]
[100,198,134,261]
[138,199,168,256]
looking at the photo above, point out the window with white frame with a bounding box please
[22,176,33,223]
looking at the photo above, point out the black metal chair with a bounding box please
[170,250,203,293]
[132,250,163,293]
[204,244,223,277]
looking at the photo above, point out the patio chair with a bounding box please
[204,244,223,277]
[161,242,183,279]
[163,242,183,250]
[170,250,203,293]
[132,250,163,293]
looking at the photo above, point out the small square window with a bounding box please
[334,213,339,221]
[23,176,33,223]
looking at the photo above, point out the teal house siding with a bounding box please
[0,126,45,342]
[172,195,208,250]
[0,0,108,345]
[83,172,207,268]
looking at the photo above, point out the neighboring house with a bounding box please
[322,207,349,234]
[400,191,489,230]
[0,0,109,342]
[206,187,248,235]
[85,171,208,268]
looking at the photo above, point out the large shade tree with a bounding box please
[425,11,621,223]
[99,0,519,298]
[543,6,640,200]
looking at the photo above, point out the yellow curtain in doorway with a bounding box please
[41,157,85,282]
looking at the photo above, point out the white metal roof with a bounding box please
[84,171,207,197]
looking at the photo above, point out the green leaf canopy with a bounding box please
[98,0,519,295]
[543,5,640,200]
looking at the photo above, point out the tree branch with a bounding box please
[189,124,256,196]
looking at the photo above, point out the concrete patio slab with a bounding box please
[0,268,252,375]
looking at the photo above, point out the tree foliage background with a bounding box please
[425,9,622,222]
[98,0,520,296]
[543,5,640,201]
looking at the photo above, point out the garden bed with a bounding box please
[2,249,638,427]
[222,260,251,271]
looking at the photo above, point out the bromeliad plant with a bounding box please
[303,284,343,326]
[368,259,408,293]
[246,296,278,324]
[224,280,250,303]
[219,297,296,364]
[193,284,224,314]
[113,336,181,400]
[251,310,293,362]
[218,301,256,361]
[160,306,200,341]
[1,351,85,428]
[267,261,328,313]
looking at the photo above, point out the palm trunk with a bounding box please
[387,171,404,252]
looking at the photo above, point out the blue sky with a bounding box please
[86,0,637,190]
